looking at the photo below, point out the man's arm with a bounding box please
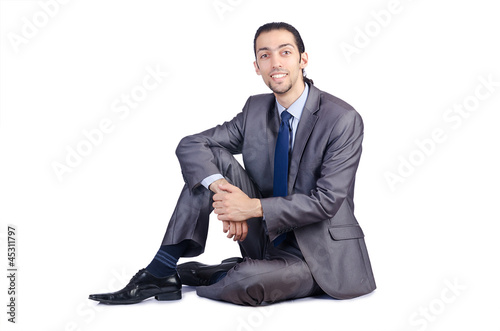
[200,174,224,189]
[174,99,253,240]
[175,105,247,191]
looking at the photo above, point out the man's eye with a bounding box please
[283,50,291,55]
[260,54,268,59]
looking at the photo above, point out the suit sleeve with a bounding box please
[261,109,364,241]
[175,99,249,191]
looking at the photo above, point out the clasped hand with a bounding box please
[209,179,262,242]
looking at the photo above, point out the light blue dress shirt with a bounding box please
[201,83,310,189]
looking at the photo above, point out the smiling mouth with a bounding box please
[271,73,288,79]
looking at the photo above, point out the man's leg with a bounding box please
[196,243,322,306]
[89,147,266,304]
[160,146,268,260]
[146,146,267,278]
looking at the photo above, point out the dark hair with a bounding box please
[254,22,313,85]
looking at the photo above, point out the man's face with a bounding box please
[254,29,308,95]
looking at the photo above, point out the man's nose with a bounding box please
[271,54,283,69]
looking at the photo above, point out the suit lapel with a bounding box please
[267,103,280,171]
[288,85,320,193]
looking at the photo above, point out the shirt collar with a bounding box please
[275,83,309,121]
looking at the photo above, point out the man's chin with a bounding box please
[268,82,292,95]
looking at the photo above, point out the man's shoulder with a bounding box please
[247,92,275,104]
[238,92,275,115]
[309,85,360,124]
[313,85,356,113]
[309,86,363,136]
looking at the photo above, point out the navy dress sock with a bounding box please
[146,240,189,278]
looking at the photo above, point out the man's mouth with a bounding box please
[271,73,288,79]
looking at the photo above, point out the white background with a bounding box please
[1,0,499,330]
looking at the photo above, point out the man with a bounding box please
[89,22,376,306]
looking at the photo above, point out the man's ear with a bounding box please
[300,52,309,70]
[253,61,261,76]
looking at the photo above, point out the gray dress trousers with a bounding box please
[161,147,322,306]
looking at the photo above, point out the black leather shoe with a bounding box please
[177,257,243,286]
[88,269,181,304]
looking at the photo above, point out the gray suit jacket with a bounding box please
[176,84,376,299]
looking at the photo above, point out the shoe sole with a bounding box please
[90,290,182,305]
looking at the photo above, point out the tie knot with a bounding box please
[281,110,292,123]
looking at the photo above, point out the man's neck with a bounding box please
[274,81,306,109]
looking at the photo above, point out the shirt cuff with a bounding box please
[200,174,224,189]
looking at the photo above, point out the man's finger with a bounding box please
[240,221,248,241]
[222,221,230,233]
[230,221,238,241]
[227,222,236,239]
[233,222,242,241]
[213,193,223,202]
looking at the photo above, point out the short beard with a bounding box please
[268,81,293,95]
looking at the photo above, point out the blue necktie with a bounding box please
[273,110,292,246]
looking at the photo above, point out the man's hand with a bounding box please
[213,183,263,222]
[209,180,262,241]
[209,178,230,194]
[209,179,255,241]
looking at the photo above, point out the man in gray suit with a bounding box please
[89,22,376,306]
